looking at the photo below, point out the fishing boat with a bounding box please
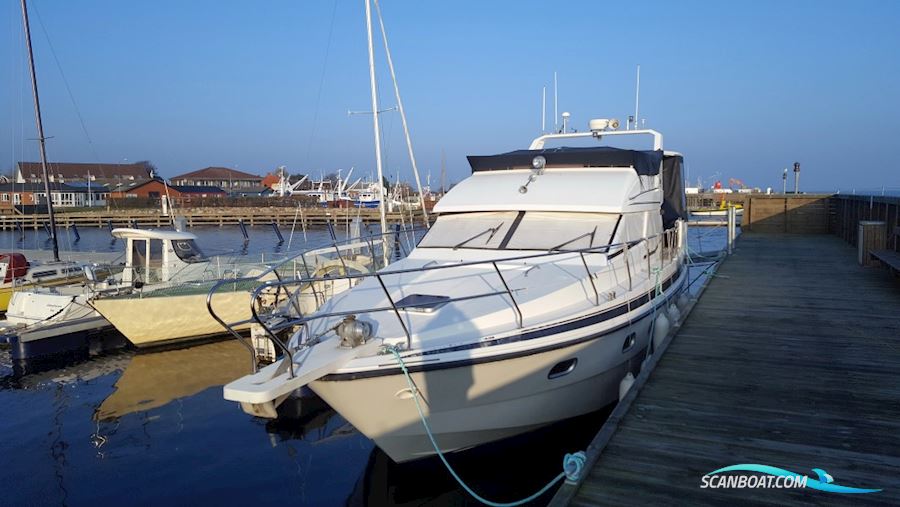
[87,227,393,349]
[220,122,689,463]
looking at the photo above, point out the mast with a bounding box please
[21,0,59,262]
[364,0,388,237]
[373,0,428,227]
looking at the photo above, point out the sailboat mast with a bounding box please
[364,0,388,237]
[372,0,428,228]
[20,0,59,262]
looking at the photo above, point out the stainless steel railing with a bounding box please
[208,222,685,376]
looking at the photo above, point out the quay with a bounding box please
[553,231,900,505]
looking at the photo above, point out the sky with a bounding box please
[2,0,899,193]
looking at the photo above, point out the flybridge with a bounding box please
[467,124,665,175]
[467,147,663,176]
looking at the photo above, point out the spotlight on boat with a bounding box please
[336,315,373,348]
[532,155,546,171]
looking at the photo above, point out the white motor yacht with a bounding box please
[222,124,689,463]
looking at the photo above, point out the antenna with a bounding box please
[634,64,641,131]
[553,71,558,132]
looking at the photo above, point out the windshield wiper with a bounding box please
[453,222,505,250]
[548,225,598,252]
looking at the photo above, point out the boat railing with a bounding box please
[206,226,424,368]
[209,222,684,377]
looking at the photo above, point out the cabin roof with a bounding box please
[433,167,657,214]
[110,228,198,241]
[467,147,662,176]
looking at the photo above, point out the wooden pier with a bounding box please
[553,233,900,505]
[0,207,426,230]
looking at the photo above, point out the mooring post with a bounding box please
[726,205,735,255]
[72,223,80,242]
[239,219,249,244]
[326,222,337,242]
[271,221,284,245]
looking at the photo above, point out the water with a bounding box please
[0,224,728,507]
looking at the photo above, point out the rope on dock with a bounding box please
[389,347,585,507]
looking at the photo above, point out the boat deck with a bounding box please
[553,233,900,506]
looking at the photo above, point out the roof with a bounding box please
[171,185,226,194]
[17,162,152,179]
[0,182,105,193]
[467,147,663,176]
[171,167,262,181]
[111,228,198,241]
[434,167,659,214]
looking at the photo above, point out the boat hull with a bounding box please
[90,290,251,347]
[310,298,662,463]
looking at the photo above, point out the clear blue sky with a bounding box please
[2,0,899,192]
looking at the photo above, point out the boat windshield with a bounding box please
[173,239,208,263]
[419,211,620,251]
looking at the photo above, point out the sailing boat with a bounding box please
[0,0,87,313]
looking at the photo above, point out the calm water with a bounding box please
[0,224,728,507]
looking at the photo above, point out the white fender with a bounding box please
[618,371,635,400]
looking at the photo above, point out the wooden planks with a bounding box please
[557,234,900,506]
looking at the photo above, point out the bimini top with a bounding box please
[467,147,663,176]
[111,228,199,241]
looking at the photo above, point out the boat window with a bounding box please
[504,212,620,251]
[418,211,620,251]
[417,211,517,249]
[173,239,208,263]
[148,239,164,267]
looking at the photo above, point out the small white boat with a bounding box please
[222,123,690,463]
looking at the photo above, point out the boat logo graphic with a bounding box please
[701,464,882,494]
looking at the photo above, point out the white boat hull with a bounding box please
[309,286,669,463]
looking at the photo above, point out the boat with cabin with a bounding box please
[0,253,85,312]
[219,122,689,463]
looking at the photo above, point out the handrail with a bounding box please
[205,226,418,363]
[210,223,685,376]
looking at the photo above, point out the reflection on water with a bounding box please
[94,341,251,421]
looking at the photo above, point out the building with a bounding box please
[108,179,226,203]
[0,183,108,210]
[170,167,262,192]
[15,161,154,190]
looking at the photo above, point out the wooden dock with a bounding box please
[0,207,427,230]
[553,233,900,505]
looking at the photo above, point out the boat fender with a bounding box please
[667,303,681,324]
[676,292,690,311]
[619,372,635,400]
[652,312,670,350]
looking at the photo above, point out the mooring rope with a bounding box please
[389,347,586,507]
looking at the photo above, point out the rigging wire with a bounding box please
[303,0,339,168]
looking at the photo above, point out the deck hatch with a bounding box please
[396,294,451,314]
